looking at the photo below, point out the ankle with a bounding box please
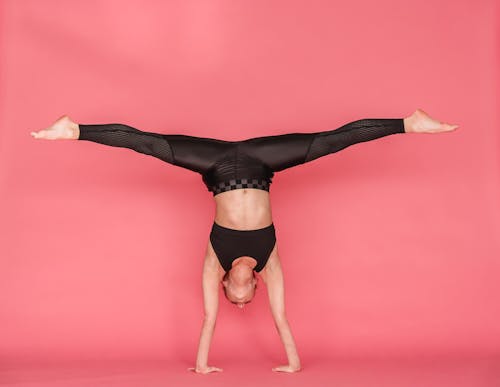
[403,109,421,133]
[68,121,79,139]
[403,116,414,133]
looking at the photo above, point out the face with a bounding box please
[223,275,257,308]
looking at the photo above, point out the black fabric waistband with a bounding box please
[212,221,275,234]
[210,178,271,195]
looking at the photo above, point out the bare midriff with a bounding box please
[213,188,273,230]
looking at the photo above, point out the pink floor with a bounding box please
[1,356,498,387]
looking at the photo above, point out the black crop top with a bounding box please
[77,118,405,195]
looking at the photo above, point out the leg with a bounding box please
[243,109,459,172]
[243,117,405,172]
[32,114,230,173]
[78,123,176,164]
[303,117,405,164]
[76,122,232,174]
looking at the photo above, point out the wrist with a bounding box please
[288,355,301,368]
[290,360,301,369]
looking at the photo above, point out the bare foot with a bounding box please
[30,115,79,140]
[403,109,459,134]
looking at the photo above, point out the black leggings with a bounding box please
[78,118,405,174]
[77,118,406,194]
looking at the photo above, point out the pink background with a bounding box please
[0,0,499,385]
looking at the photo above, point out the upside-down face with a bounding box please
[222,271,258,308]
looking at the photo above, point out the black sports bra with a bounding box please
[210,222,276,273]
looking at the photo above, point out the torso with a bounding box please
[214,188,273,229]
[209,187,274,280]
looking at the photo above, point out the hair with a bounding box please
[222,270,257,304]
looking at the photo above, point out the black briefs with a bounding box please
[209,222,276,272]
[77,118,405,196]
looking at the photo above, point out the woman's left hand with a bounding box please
[187,366,223,374]
[272,364,301,373]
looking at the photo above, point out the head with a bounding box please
[222,268,258,308]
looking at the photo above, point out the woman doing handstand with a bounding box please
[30,109,458,373]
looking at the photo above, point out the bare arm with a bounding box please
[261,253,301,372]
[189,253,223,374]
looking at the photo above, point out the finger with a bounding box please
[274,366,295,372]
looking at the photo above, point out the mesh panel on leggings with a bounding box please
[304,118,405,163]
[78,124,174,164]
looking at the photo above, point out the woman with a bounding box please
[30,109,458,373]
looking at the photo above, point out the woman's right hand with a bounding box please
[30,115,78,140]
[187,365,223,374]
